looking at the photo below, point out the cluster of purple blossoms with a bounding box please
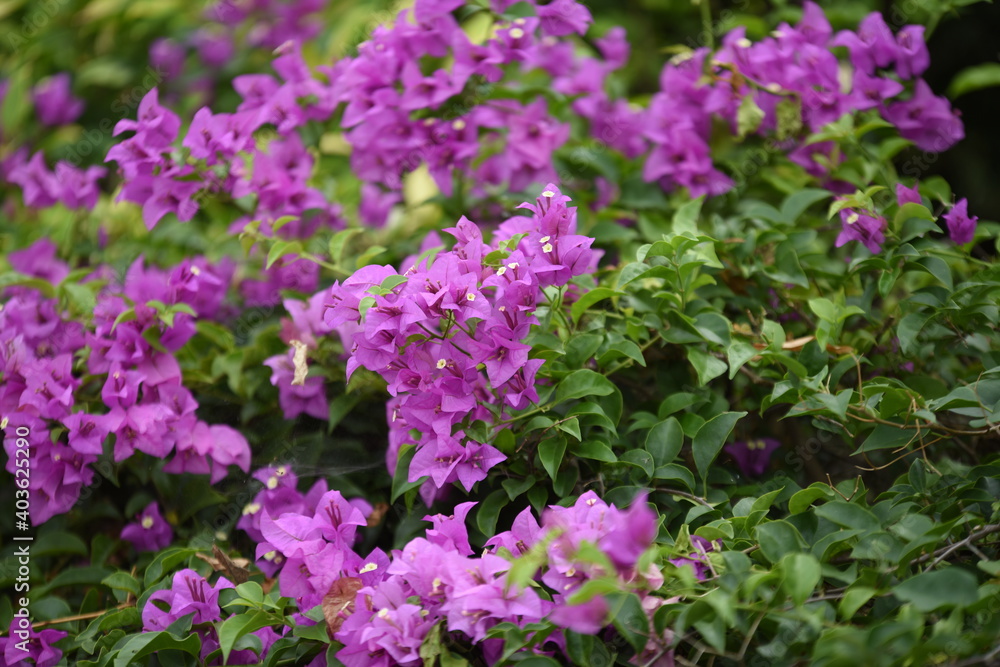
[323,0,605,220]
[84,255,251,480]
[234,463,669,667]
[0,72,106,211]
[236,464,374,579]
[642,3,963,197]
[142,568,281,665]
[834,181,979,254]
[105,54,344,304]
[2,240,92,523]
[325,185,598,503]
[1,239,250,524]
[0,621,66,667]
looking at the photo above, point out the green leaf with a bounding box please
[357,244,387,267]
[328,393,361,435]
[265,240,301,269]
[570,287,620,324]
[756,520,806,563]
[606,592,649,653]
[692,412,745,491]
[853,423,916,455]
[271,215,298,233]
[113,631,202,667]
[781,553,821,606]
[391,444,424,503]
[839,586,877,620]
[897,312,932,356]
[621,449,654,479]
[571,439,617,462]
[948,62,1000,98]
[218,611,274,663]
[328,228,362,265]
[727,340,759,379]
[235,582,264,606]
[893,569,979,612]
[808,297,838,323]
[814,501,880,531]
[477,490,509,536]
[556,416,582,441]
[378,274,408,292]
[645,417,684,467]
[32,531,88,557]
[672,197,704,235]
[781,189,831,223]
[62,282,97,313]
[788,485,835,515]
[101,572,141,599]
[143,548,199,589]
[687,348,727,386]
[554,370,617,404]
[0,271,56,299]
[538,437,566,481]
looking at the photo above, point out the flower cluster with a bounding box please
[141,569,281,665]
[325,0,602,217]
[0,621,66,667]
[234,463,668,667]
[833,181,979,254]
[1,240,250,524]
[325,185,598,503]
[105,0,624,230]
[2,150,106,210]
[642,2,964,197]
[0,72,105,211]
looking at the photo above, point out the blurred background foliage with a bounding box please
[2,0,999,218]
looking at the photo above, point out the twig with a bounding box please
[657,487,714,508]
[23,603,133,631]
[918,524,1000,571]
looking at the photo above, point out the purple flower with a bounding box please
[836,208,887,254]
[32,73,84,126]
[724,438,782,477]
[944,198,977,244]
[669,535,722,581]
[191,29,234,68]
[424,502,477,557]
[832,13,897,74]
[549,596,609,635]
[149,38,186,81]
[600,492,659,569]
[536,0,593,36]
[883,80,964,153]
[0,620,66,667]
[895,25,929,80]
[895,182,922,207]
[121,502,174,552]
[142,569,233,631]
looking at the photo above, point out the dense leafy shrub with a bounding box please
[1,0,999,666]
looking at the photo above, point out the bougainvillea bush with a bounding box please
[2,0,1000,665]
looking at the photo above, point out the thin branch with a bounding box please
[917,524,1000,571]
